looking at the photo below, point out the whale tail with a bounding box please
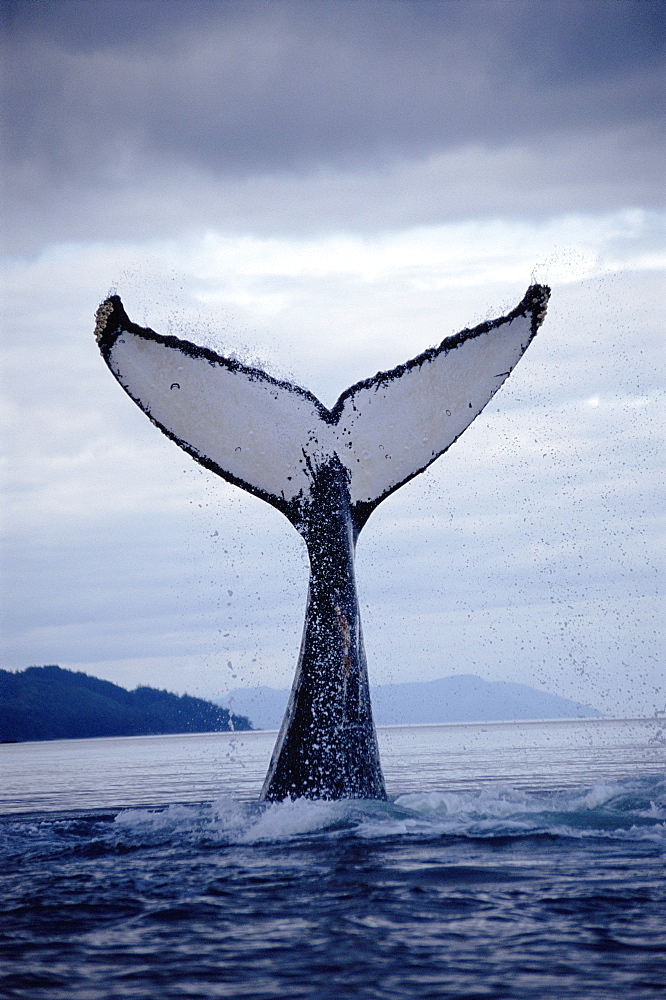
[95,284,549,536]
[95,285,550,800]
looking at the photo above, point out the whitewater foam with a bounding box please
[106,775,666,848]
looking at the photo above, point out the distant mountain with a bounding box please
[219,674,602,730]
[0,665,252,743]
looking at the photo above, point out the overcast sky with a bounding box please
[1,0,664,718]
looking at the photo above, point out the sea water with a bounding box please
[1,719,664,999]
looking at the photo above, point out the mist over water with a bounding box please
[1,720,664,999]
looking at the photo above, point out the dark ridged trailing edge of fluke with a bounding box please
[95,284,550,801]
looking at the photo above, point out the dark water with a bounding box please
[1,720,664,999]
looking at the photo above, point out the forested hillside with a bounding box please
[0,665,252,742]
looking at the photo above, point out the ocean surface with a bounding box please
[1,718,664,999]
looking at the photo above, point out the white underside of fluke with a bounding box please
[108,334,327,503]
[338,315,533,504]
[104,295,542,511]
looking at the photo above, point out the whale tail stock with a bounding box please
[95,284,550,800]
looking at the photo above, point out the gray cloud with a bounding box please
[5,129,663,255]
[3,0,664,251]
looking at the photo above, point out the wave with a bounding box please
[113,774,666,846]
[2,775,663,865]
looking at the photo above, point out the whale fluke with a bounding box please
[95,284,550,800]
[95,285,549,532]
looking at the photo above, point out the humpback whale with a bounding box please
[95,283,550,801]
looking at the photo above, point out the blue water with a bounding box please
[1,720,664,999]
